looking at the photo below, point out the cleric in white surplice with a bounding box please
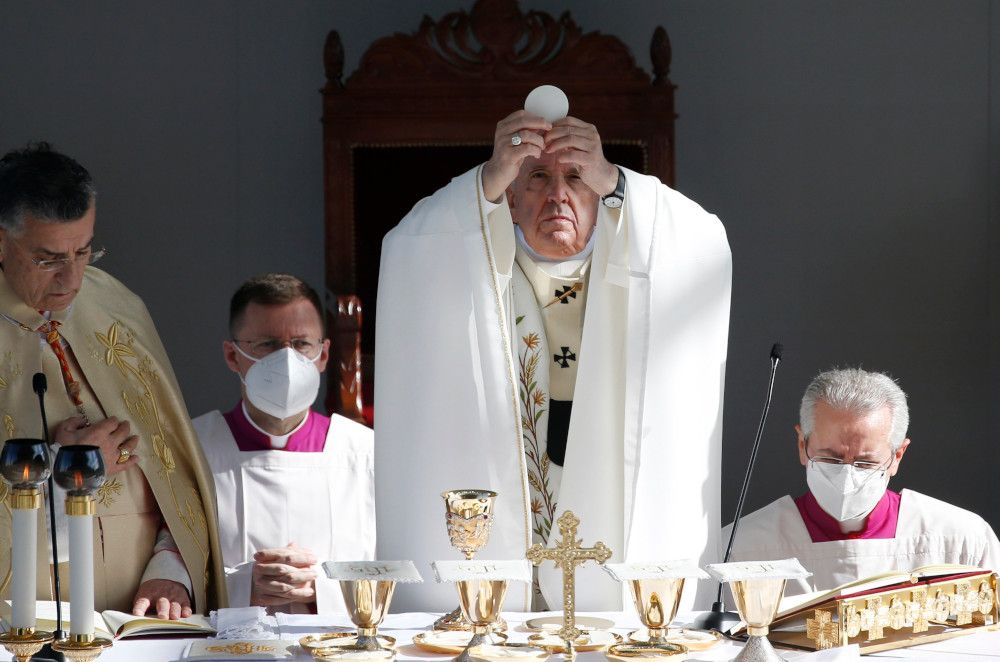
[726,368,1000,596]
[374,107,732,612]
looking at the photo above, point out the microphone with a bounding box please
[693,343,783,633]
[33,372,66,646]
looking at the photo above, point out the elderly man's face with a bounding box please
[506,151,599,260]
[796,401,908,477]
[0,205,96,311]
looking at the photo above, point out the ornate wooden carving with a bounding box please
[322,0,676,417]
[333,295,365,424]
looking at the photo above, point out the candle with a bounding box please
[10,504,37,628]
[0,439,51,632]
[67,504,94,636]
[53,445,105,640]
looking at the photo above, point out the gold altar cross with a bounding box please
[805,609,839,649]
[526,511,612,645]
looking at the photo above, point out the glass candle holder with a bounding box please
[0,438,51,489]
[53,445,105,496]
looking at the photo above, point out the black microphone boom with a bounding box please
[693,343,783,633]
[33,372,66,646]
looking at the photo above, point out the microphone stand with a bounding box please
[32,373,66,662]
[693,343,782,633]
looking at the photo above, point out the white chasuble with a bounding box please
[375,165,731,612]
[193,411,374,612]
[725,489,1000,595]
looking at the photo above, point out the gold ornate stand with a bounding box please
[52,633,113,662]
[0,627,54,662]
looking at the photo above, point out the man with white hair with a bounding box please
[376,106,731,612]
[727,367,1000,595]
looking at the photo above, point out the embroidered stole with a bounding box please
[511,244,590,606]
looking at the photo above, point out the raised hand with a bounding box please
[481,110,551,202]
[543,116,618,197]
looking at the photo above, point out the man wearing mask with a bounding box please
[727,368,1000,595]
[192,273,373,612]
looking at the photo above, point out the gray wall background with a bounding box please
[2,1,998,534]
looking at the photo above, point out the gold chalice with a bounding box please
[452,577,508,662]
[730,577,788,662]
[339,577,397,652]
[607,578,687,659]
[436,489,500,631]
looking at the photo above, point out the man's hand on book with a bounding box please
[131,579,193,620]
[250,543,318,607]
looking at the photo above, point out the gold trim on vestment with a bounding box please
[474,165,532,607]
[93,321,208,561]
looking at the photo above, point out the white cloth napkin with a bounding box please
[210,606,278,640]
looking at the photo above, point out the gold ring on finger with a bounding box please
[116,446,132,464]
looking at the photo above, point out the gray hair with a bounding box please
[799,368,909,452]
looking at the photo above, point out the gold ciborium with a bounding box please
[435,489,499,631]
[339,578,397,652]
[730,578,787,662]
[452,578,508,662]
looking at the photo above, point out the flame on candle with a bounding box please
[22,464,30,482]
[74,470,83,489]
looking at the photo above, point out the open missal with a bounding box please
[2,601,214,639]
[731,564,998,654]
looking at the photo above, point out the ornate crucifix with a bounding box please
[526,511,612,656]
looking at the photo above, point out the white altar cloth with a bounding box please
[6,612,998,661]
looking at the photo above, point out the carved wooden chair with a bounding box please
[322,0,677,424]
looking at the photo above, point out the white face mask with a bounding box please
[234,345,320,420]
[806,461,890,522]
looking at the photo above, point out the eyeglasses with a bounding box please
[31,247,107,272]
[806,449,893,472]
[232,337,324,360]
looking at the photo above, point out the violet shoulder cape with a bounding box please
[374,165,731,611]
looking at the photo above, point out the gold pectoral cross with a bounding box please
[526,511,612,650]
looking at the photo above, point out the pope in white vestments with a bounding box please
[192,274,374,612]
[375,109,732,611]
[727,368,1000,595]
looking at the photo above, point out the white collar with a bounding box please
[514,225,594,279]
[241,400,308,449]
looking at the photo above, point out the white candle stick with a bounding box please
[68,509,94,636]
[10,506,37,629]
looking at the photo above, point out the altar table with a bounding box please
[5,612,998,661]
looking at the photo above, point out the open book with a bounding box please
[730,564,998,654]
[2,601,214,639]
[762,563,988,628]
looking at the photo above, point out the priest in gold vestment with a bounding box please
[0,143,226,618]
